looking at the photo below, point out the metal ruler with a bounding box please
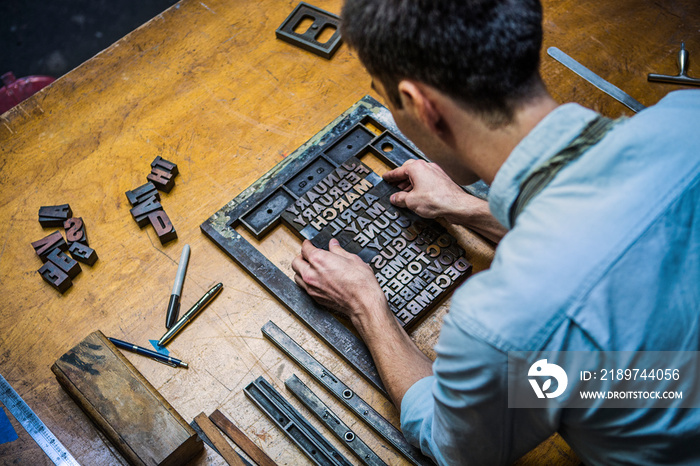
[245,376,352,466]
[548,46,646,113]
[285,375,387,466]
[262,321,432,466]
[0,374,80,466]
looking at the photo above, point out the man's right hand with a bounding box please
[383,159,508,242]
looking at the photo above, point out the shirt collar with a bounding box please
[489,103,599,229]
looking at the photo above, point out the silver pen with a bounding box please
[158,282,223,347]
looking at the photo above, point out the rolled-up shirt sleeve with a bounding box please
[400,313,558,465]
[401,375,438,460]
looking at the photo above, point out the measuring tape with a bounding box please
[0,374,80,466]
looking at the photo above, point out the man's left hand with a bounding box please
[291,238,388,321]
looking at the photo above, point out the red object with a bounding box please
[0,72,55,114]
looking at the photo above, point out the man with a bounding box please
[292,0,700,464]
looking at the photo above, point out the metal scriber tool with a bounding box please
[648,43,700,87]
[548,46,646,113]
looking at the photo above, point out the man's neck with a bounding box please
[451,95,559,185]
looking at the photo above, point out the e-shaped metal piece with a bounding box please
[648,43,700,87]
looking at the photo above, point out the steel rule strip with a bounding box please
[262,321,432,466]
[244,376,352,466]
[547,47,646,113]
[0,374,80,466]
[285,374,387,466]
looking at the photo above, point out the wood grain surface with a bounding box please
[1,0,698,464]
[193,413,245,466]
[210,409,277,466]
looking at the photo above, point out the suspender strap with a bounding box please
[509,115,619,226]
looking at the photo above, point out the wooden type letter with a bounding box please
[125,182,160,206]
[38,261,72,293]
[47,247,82,279]
[38,216,66,228]
[64,217,88,245]
[148,210,177,244]
[130,195,162,227]
[68,242,99,266]
[52,331,203,466]
[151,156,179,176]
[31,230,68,261]
[38,204,73,227]
[147,168,175,193]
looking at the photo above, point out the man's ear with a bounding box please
[397,80,443,135]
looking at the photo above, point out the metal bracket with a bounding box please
[262,321,432,466]
[276,2,343,59]
[244,376,352,466]
[285,375,387,466]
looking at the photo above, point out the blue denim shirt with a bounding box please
[400,91,700,465]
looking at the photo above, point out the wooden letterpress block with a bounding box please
[38,204,73,227]
[125,182,160,206]
[147,168,175,193]
[130,195,162,227]
[52,331,203,466]
[68,242,99,266]
[64,217,88,245]
[38,261,72,293]
[31,231,68,262]
[38,216,67,228]
[151,156,178,176]
[46,247,82,279]
[148,210,177,245]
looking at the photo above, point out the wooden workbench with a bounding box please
[1,0,698,464]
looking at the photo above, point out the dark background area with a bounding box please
[1,0,180,79]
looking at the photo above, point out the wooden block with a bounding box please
[51,331,203,466]
[148,210,177,245]
[38,261,72,293]
[193,413,245,466]
[64,217,88,245]
[151,156,179,177]
[38,204,73,227]
[210,410,277,466]
[130,196,162,227]
[31,230,68,262]
[126,182,160,206]
[46,247,82,279]
[39,216,67,228]
[68,242,99,266]
[147,168,175,193]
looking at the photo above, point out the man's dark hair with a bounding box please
[341,0,545,126]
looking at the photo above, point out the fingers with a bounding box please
[300,239,317,262]
[293,272,309,293]
[327,238,353,258]
[382,159,415,183]
[390,190,409,208]
[397,180,412,191]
